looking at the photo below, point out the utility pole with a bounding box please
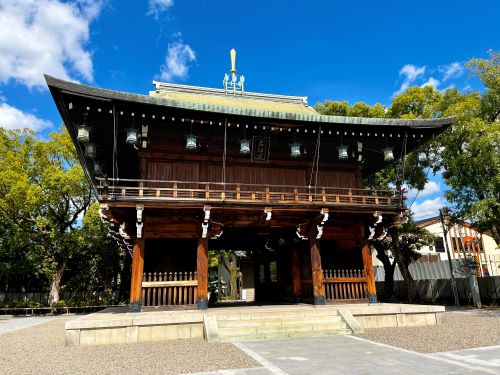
[439,208,459,305]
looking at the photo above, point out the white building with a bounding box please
[415,216,500,276]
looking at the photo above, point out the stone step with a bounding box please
[219,321,347,336]
[220,329,352,342]
[218,315,342,327]
[215,309,339,321]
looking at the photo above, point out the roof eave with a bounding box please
[45,75,455,129]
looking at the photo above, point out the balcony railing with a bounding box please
[96,178,402,209]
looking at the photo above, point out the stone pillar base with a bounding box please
[128,302,142,313]
[368,294,378,304]
[313,296,325,305]
[293,296,302,304]
[196,299,208,310]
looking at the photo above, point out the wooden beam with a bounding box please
[291,245,302,303]
[196,237,209,309]
[361,240,377,303]
[129,238,145,312]
[309,233,325,305]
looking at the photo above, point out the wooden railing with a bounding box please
[141,271,197,307]
[96,178,402,208]
[323,269,368,301]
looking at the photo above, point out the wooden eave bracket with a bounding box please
[316,208,329,239]
[368,210,388,241]
[201,205,211,238]
[136,204,144,239]
[264,207,272,221]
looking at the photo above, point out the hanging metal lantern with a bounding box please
[290,142,301,158]
[337,145,348,160]
[85,142,96,157]
[186,133,197,151]
[382,147,394,161]
[126,128,138,145]
[77,124,90,143]
[240,138,250,155]
[418,151,427,162]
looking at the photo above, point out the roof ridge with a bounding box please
[152,80,310,106]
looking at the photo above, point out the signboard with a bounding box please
[251,136,270,164]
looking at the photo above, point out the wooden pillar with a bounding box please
[291,245,302,303]
[309,234,325,305]
[196,237,209,309]
[361,240,377,303]
[129,238,145,312]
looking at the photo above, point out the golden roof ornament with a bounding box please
[230,48,237,75]
[223,49,245,95]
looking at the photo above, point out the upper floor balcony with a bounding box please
[96,178,404,211]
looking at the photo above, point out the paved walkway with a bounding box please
[0,315,67,335]
[186,336,500,375]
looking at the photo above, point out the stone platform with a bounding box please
[65,303,444,346]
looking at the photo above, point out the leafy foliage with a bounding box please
[0,127,122,305]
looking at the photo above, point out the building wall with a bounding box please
[372,221,500,277]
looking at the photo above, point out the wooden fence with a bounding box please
[301,269,368,301]
[323,269,368,301]
[141,271,197,307]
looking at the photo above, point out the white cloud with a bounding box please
[148,0,174,18]
[0,0,102,89]
[0,102,52,131]
[440,62,465,82]
[411,196,447,220]
[407,181,441,201]
[159,40,196,82]
[393,64,426,96]
[421,77,440,89]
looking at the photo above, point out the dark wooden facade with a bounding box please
[46,75,453,311]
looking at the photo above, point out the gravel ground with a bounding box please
[0,317,260,375]
[355,311,500,353]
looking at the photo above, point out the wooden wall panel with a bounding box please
[147,161,199,181]
[317,171,359,189]
[145,160,358,190]
[204,165,306,186]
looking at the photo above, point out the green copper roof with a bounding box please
[45,75,454,129]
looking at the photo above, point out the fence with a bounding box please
[141,271,198,307]
[301,269,368,301]
[375,256,500,282]
[376,276,500,303]
[0,289,120,305]
[323,269,368,301]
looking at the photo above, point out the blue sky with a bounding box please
[0,0,498,219]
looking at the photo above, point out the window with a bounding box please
[435,238,445,253]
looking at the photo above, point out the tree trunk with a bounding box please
[389,227,417,303]
[375,250,396,301]
[48,259,68,307]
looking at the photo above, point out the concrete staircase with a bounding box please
[211,308,351,341]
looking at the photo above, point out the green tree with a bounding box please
[208,249,239,300]
[0,127,92,306]
[316,95,438,301]
[373,221,435,302]
[435,52,500,245]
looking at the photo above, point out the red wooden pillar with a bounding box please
[129,237,145,312]
[361,240,377,303]
[309,235,325,305]
[196,237,209,309]
[291,245,302,303]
